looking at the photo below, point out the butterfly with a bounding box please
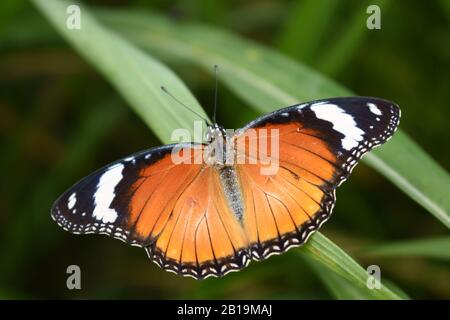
[52,95,400,279]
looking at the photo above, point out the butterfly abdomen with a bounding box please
[218,166,245,223]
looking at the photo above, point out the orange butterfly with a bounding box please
[52,90,400,279]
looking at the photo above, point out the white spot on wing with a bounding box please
[367,103,382,115]
[68,193,76,210]
[92,164,124,223]
[124,156,136,164]
[311,103,365,150]
[296,103,308,111]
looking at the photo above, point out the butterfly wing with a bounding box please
[52,143,248,279]
[53,96,400,279]
[234,97,400,260]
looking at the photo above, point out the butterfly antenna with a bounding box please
[213,65,219,124]
[160,86,210,125]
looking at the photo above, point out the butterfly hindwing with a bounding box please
[146,165,249,279]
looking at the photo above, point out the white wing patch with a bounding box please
[68,192,76,210]
[311,103,365,150]
[92,163,124,223]
[367,102,382,116]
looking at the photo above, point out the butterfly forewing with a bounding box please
[234,97,400,259]
[52,144,200,245]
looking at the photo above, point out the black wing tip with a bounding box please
[309,95,399,106]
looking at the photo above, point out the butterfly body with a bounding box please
[52,97,400,279]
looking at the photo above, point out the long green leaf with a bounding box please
[304,255,383,300]
[32,0,208,145]
[99,10,350,110]
[33,1,402,299]
[301,233,402,299]
[98,9,450,228]
[364,237,450,261]
[276,0,339,63]
[317,0,390,76]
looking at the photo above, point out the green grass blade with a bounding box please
[364,133,450,227]
[31,0,209,145]
[301,233,402,299]
[304,255,383,299]
[98,9,450,228]
[317,0,390,76]
[363,237,450,261]
[98,10,349,110]
[276,0,339,63]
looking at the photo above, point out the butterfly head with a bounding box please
[205,123,227,143]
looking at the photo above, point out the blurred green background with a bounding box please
[0,0,449,299]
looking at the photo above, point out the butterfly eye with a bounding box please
[205,128,214,142]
